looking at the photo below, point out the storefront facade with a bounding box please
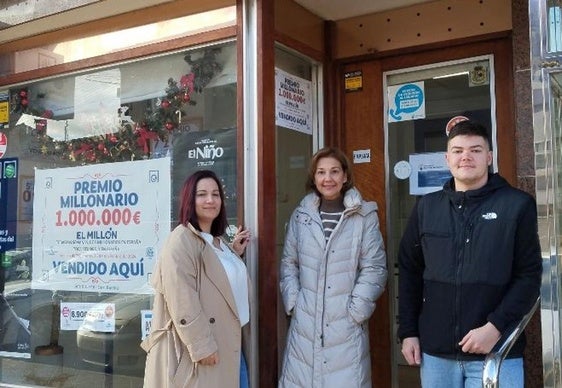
[0,0,553,387]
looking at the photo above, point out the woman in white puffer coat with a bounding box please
[279,147,388,388]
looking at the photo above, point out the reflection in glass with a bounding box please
[0,0,100,30]
[8,44,233,164]
[385,57,494,366]
[274,46,317,368]
[0,6,235,76]
[535,70,562,387]
[0,40,237,386]
[548,1,562,52]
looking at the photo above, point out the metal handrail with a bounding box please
[482,297,540,388]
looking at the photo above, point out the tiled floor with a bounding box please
[3,354,419,387]
[2,357,143,387]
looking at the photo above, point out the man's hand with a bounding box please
[459,322,500,354]
[401,337,422,365]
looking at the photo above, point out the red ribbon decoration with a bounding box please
[136,128,159,154]
[74,143,93,156]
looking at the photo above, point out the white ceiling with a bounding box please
[293,0,435,21]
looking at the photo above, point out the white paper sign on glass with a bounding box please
[32,158,171,294]
[275,68,313,134]
[409,152,451,195]
[61,302,115,332]
[141,309,153,340]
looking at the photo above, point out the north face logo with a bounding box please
[481,212,497,220]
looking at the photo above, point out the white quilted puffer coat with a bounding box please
[279,188,388,388]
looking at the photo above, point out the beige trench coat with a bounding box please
[141,223,250,388]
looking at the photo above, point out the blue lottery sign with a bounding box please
[388,82,425,122]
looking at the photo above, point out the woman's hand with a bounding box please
[199,352,219,366]
[232,225,251,256]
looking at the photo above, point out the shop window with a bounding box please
[0,0,101,30]
[0,40,237,385]
[0,6,235,76]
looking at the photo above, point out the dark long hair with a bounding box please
[306,147,355,196]
[177,170,228,237]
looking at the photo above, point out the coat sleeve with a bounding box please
[279,210,301,315]
[157,231,218,362]
[397,200,425,340]
[348,202,388,324]
[487,196,542,332]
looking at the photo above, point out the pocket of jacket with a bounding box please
[172,350,196,387]
[347,300,361,326]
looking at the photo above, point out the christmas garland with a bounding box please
[10,48,223,164]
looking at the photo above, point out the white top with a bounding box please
[201,232,250,326]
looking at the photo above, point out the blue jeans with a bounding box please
[240,352,249,388]
[420,353,523,388]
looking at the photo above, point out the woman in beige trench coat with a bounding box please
[142,170,251,388]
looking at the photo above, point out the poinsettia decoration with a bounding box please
[10,48,223,164]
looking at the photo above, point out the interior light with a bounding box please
[432,71,469,79]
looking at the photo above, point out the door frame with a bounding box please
[336,35,515,388]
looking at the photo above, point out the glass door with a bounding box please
[274,45,321,371]
[530,1,562,386]
[383,56,497,385]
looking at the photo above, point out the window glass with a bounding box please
[274,46,317,370]
[0,6,236,76]
[0,40,237,385]
[384,56,495,366]
[549,0,562,53]
[0,0,101,30]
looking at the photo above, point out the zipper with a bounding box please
[319,206,353,348]
[454,193,465,352]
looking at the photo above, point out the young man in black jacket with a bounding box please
[398,119,542,388]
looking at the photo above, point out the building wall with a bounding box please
[274,0,325,56]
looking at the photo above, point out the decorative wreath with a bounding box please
[10,48,223,164]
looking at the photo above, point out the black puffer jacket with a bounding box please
[398,173,541,360]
